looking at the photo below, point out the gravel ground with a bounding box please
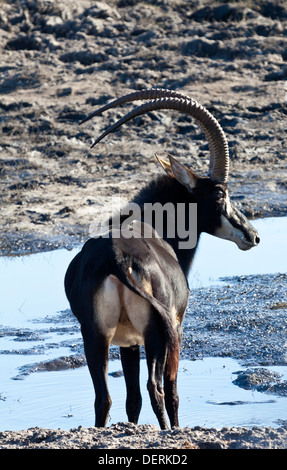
[1,421,287,449]
[0,0,287,449]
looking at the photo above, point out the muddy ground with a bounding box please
[0,0,287,450]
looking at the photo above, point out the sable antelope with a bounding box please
[64,89,260,430]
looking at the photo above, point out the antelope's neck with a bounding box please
[132,175,200,277]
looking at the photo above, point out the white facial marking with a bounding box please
[214,215,253,251]
[225,190,232,217]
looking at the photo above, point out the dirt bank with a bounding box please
[1,421,287,449]
[0,0,286,256]
[0,0,287,449]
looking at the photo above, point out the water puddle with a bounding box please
[0,217,286,431]
[1,357,287,431]
[189,216,287,287]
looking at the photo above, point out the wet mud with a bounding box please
[183,273,287,367]
[0,0,287,256]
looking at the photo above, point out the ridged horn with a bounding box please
[82,89,230,183]
[80,88,191,124]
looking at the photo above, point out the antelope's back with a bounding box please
[65,221,190,324]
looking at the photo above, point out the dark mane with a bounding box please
[132,174,191,207]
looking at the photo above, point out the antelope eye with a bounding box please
[216,191,225,201]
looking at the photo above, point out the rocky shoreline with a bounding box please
[1,422,287,449]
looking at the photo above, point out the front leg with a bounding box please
[120,346,142,423]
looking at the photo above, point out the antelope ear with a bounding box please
[154,153,174,178]
[168,155,197,189]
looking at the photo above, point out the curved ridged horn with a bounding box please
[80,88,191,124]
[83,90,229,183]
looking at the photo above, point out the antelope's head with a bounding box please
[81,88,260,251]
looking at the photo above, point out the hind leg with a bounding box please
[144,323,169,430]
[164,373,179,428]
[120,346,142,423]
[81,321,111,427]
[164,323,182,427]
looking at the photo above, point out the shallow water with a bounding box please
[189,216,287,287]
[0,217,287,431]
[1,357,287,431]
[1,217,286,329]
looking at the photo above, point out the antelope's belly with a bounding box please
[111,322,144,347]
